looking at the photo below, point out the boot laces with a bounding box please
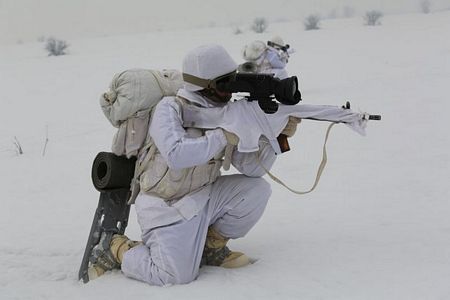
[201,245,231,266]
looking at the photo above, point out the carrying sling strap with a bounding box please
[223,144,234,171]
[258,122,337,195]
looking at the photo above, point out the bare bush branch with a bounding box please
[304,15,321,30]
[364,10,383,26]
[233,27,243,35]
[45,37,69,56]
[251,18,268,33]
[420,0,431,13]
[42,125,49,157]
[13,136,23,155]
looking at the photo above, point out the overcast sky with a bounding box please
[1,0,450,45]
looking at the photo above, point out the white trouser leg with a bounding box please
[121,174,271,286]
[121,210,209,286]
[208,174,271,239]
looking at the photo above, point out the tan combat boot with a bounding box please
[88,234,141,280]
[202,227,250,268]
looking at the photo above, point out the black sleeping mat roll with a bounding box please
[91,152,136,191]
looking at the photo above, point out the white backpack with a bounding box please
[100,69,183,158]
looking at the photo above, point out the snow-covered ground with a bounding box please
[1,11,449,300]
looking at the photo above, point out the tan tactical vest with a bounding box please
[130,100,224,203]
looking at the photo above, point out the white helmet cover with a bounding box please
[182,44,238,92]
[269,35,285,47]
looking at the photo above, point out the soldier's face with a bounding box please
[200,88,232,104]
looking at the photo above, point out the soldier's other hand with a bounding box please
[222,129,239,146]
[281,116,302,137]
